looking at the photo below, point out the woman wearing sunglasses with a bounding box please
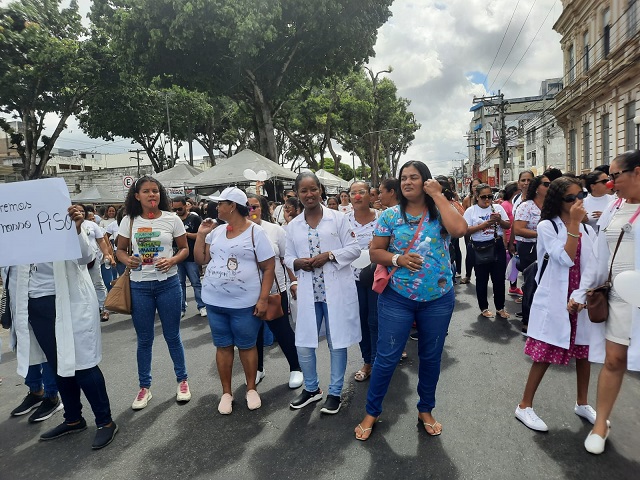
[576,150,640,454]
[583,170,614,231]
[515,177,598,433]
[463,183,511,318]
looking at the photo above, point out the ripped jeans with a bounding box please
[366,287,455,417]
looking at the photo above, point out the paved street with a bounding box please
[1,274,639,480]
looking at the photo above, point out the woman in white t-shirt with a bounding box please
[194,187,276,415]
[338,190,353,214]
[583,170,614,231]
[116,176,191,411]
[464,184,512,318]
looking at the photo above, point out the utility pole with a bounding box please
[472,91,507,185]
[129,149,143,177]
[164,93,174,165]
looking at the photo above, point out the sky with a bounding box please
[2,0,564,178]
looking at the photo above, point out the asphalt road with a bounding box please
[1,273,639,480]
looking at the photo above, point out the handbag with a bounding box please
[104,220,133,315]
[372,210,428,294]
[1,267,11,329]
[586,230,623,324]
[251,226,284,321]
[471,239,497,265]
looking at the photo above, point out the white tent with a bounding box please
[315,169,351,191]
[71,185,125,204]
[153,163,202,187]
[185,149,298,188]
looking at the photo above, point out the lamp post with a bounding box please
[164,92,174,164]
[351,151,357,182]
[634,114,640,150]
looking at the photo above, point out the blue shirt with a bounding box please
[374,205,453,302]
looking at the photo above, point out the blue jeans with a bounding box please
[297,302,348,397]
[28,296,112,427]
[356,279,378,365]
[25,363,58,398]
[177,261,204,311]
[101,264,117,292]
[130,275,188,388]
[366,287,455,417]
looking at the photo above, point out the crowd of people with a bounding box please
[2,152,640,456]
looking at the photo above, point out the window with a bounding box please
[568,44,575,82]
[603,8,611,58]
[583,31,590,72]
[583,122,591,169]
[629,0,638,38]
[626,102,637,151]
[569,129,577,172]
[602,114,610,164]
[531,151,537,166]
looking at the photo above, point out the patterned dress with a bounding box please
[524,239,589,365]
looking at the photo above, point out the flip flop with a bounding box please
[355,418,378,441]
[481,309,495,318]
[417,418,442,436]
[354,369,371,382]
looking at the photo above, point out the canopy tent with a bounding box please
[153,163,202,187]
[315,169,351,191]
[185,149,298,188]
[71,185,125,204]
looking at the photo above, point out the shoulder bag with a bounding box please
[104,219,133,315]
[251,226,284,321]
[471,205,500,265]
[372,210,427,294]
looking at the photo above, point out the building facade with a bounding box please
[553,0,640,173]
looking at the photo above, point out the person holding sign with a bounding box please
[4,205,117,449]
[117,176,191,411]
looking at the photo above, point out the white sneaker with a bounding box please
[132,388,152,410]
[256,369,266,385]
[574,403,596,424]
[199,307,207,317]
[176,380,191,402]
[515,405,548,432]
[288,371,304,389]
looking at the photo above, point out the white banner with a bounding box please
[166,187,185,197]
[0,178,81,267]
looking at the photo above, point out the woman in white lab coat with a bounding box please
[515,177,598,433]
[576,150,640,454]
[284,172,361,415]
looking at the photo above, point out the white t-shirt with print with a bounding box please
[338,204,353,214]
[584,194,614,230]
[258,220,288,293]
[119,212,186,282]
[514,200,541,243]
[464,204,509,242]
[82,220,105,262]
[202,224,275,309]
[347,209,379,281]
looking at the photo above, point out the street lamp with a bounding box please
[164,92,174,163]
[634,114,640,150]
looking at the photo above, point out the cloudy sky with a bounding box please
[3,0,564,177]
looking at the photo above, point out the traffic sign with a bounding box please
[123,176,135,188]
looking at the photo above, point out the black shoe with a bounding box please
[320,395,341,415]
[515,312,523,318]
[11,391,44,416]
[289,389,323,409]
[409,332,419,341]
[39,418,87,441]
[28,396,63,423]
[92,422,118,450]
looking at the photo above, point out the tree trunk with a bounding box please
[248,74,278,162]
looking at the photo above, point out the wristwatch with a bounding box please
[328,251,336,262]
[391,254,400,267]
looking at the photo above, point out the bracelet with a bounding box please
[567,232,580,238]
[391,254,400,267]
[289,281,298,287]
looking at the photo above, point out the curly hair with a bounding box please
[124,176,171,219]
[540,177,582,221]
[526,175,548,202]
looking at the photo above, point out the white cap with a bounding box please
[209,186,248,206]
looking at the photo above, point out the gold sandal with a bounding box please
[417,417,442,436]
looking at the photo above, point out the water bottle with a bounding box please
[133,253,142,271]
[154,253,167,281]
[104,258,111,270]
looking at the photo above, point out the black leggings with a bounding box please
[451,237,462,275]
[464,235,475,278]
[474,243,507,311]
[257,292,300,372]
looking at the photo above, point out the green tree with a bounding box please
[0,0,108,179]
[318,157,354,182]
[92,0,394,163]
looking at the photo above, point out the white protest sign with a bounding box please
[166,186,185,197]
[0,178,81,267]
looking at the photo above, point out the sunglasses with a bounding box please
[593,179,609,186]
[562,191,585,202]
[286,194,295,198]
[541,181,551,187]
[478,194,493,200]
[172,208,184,212]
[609,169,633,181]
[248,205,260,211]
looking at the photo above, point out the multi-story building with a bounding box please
[553,0,640,173]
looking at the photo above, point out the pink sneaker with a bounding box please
[509,287,524,297]
[176,380,191,402]
[132,388,152,410]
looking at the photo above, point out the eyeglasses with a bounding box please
[609,169,633,181]
[562,191,585,202]
[248,205,260,211]
[349,190,368,197]
[478,194,493,200]
[541,181,551,187]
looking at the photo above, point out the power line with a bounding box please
[484,0,521,86]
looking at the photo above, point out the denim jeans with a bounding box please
[366,287,455,417]
[177,261,204,311]
[88,263,107,310]
[257,292,300,372]
[101,264,117,293]
[356,279,378,365]
[296,302,348,397]
[28,295,113,427]
[25,362,58,398]
[130,275,188,388]
[474,242,507,311]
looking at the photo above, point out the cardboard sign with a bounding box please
[0,178,81,266]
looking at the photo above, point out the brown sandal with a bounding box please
[481,309,495,318]
[497,309,511,319]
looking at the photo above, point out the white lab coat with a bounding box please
[284,206,361,349]
[574,199,640,371]
[527,218,597,349]
[3,231,101,378]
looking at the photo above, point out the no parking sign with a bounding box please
[123,176,135,188]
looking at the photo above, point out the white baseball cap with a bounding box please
[209,186,248,206]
